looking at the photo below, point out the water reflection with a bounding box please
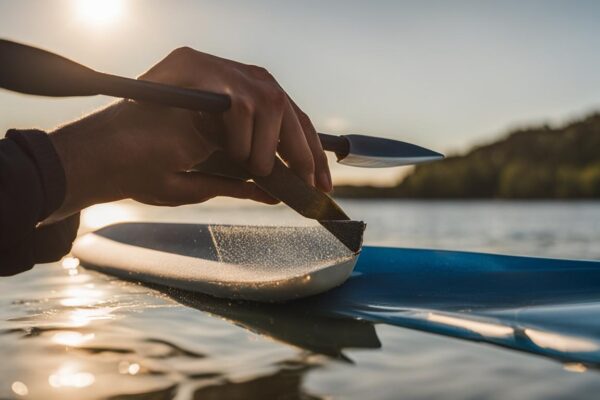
[191,361,323,400]
[564,363,588,373]
[427,312,514,339]
[1,261,339,399]
[48,365,95,388]
[55,264,117,328]
[524,328,600,353]
[118,361,141,375]
[52,331,96,346]
[66,307,116,327]
[62,257,81,276]
[157,286,382,360]
[60,287,105,307]
[81,202,139,230]
[11,381,29,396]
[5,201,600,399]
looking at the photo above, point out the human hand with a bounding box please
[47,47,331,221]
[140,47,331,189]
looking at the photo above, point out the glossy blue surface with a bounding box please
[307,246,600,365]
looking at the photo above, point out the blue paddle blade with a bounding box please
[338,134,444,168]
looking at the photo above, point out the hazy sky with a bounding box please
[1,0,600,184]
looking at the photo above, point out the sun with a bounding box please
[74,0,125,26]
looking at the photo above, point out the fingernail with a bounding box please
[319,170,332,192]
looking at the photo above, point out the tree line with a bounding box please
[334,113,600,199]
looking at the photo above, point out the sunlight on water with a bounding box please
[563,363,588,373]
[81,202,138,230]
[62,256,80,269]
[67,307,115,327]
[11,381,28,397]
[52,331,96,347]
[1,201,600,399]
[62,256,81,276]
[118,361,141,375]
[525,329,600,353]
[48,365,95,388]
[60,287,105,307]
[427,313,514,339]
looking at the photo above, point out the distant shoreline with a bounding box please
[333,112,600,200]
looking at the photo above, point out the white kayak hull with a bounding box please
[73,223,358,302]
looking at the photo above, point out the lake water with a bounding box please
[1,200,600,399]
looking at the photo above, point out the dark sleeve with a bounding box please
[0,129,80,276]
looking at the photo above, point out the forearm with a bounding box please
[47,102,126,222]
[46,99,211,221]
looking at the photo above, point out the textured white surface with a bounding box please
[73,224,359,302]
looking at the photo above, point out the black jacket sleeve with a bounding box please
[0,129,80,276]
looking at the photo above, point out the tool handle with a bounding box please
[100,75,349,154]
[0,39,231,112]
[0,39,350,155]
[318,133,349,157]
[98,73,231,113]
[0,38,99,96]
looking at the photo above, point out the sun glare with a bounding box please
[74,0,124,26]
[81,202,138,230]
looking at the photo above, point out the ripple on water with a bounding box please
[3,201,600,399]
[0,260,327,399]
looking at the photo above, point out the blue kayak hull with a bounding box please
[314,246,600,365]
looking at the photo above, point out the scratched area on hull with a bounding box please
[207,225,354,281]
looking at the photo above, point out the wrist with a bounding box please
[48,102,127,220]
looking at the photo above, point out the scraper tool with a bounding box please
[195,152,365,253]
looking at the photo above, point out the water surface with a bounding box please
[1,200,600,399]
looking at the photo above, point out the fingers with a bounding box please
[288,99,332,192]
[247,86,285,176]
[277,99,316,187]
[139,46,326,191]
[222,82,288,178]
[147,172,279,206]
[222,95,254,162]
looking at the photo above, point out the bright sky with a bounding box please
[1,0,600,185]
